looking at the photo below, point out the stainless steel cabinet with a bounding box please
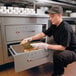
[0,25,3,65]
[0,15,53,73]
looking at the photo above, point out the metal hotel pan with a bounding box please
[9,44,52,72]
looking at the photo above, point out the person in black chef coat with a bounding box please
[21,5,76,76]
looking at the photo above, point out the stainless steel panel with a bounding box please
[5,25,42,42]
[2,17,35,25]
[2,17,48,25]
[0,25,3,65]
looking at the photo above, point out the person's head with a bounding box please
[45,5,63,26]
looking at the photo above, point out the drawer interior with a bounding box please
[11,44,24,53]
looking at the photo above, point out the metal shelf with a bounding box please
[34,1,76,10]
[63,16,76,20]
[0,13,49,18]
[0,0,76,10]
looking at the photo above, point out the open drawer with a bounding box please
[9,44,52,72]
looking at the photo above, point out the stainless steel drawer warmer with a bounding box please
[9,44,52,72]
[0,16,53,71]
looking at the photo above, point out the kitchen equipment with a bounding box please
[70,13,76,17]
[9,44,51,72]
[6,23,52,72]
[0,14,53,72]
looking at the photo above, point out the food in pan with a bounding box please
[21,41,37,52]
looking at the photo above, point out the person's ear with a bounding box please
[58,14,62,18]
[60,14,62,16]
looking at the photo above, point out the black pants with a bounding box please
[53,50,76,75]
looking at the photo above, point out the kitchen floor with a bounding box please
[0,62,76,76]
[0,62,53,76]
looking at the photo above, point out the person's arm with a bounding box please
[31,43,66,51]
[31,32,46,41]
[20,33,46,45]
[48,44,66,51]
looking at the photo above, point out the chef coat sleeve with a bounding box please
[43,25,54,37]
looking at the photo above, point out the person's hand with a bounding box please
[20,37,32,45]
[31,43,48,50]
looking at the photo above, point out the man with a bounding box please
[21,5,76,76]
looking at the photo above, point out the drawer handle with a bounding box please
[28,30,35,32]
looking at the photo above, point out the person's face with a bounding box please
[49,13,62,25]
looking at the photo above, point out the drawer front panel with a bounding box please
[5,25,42,42]
[14,53,51,72]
